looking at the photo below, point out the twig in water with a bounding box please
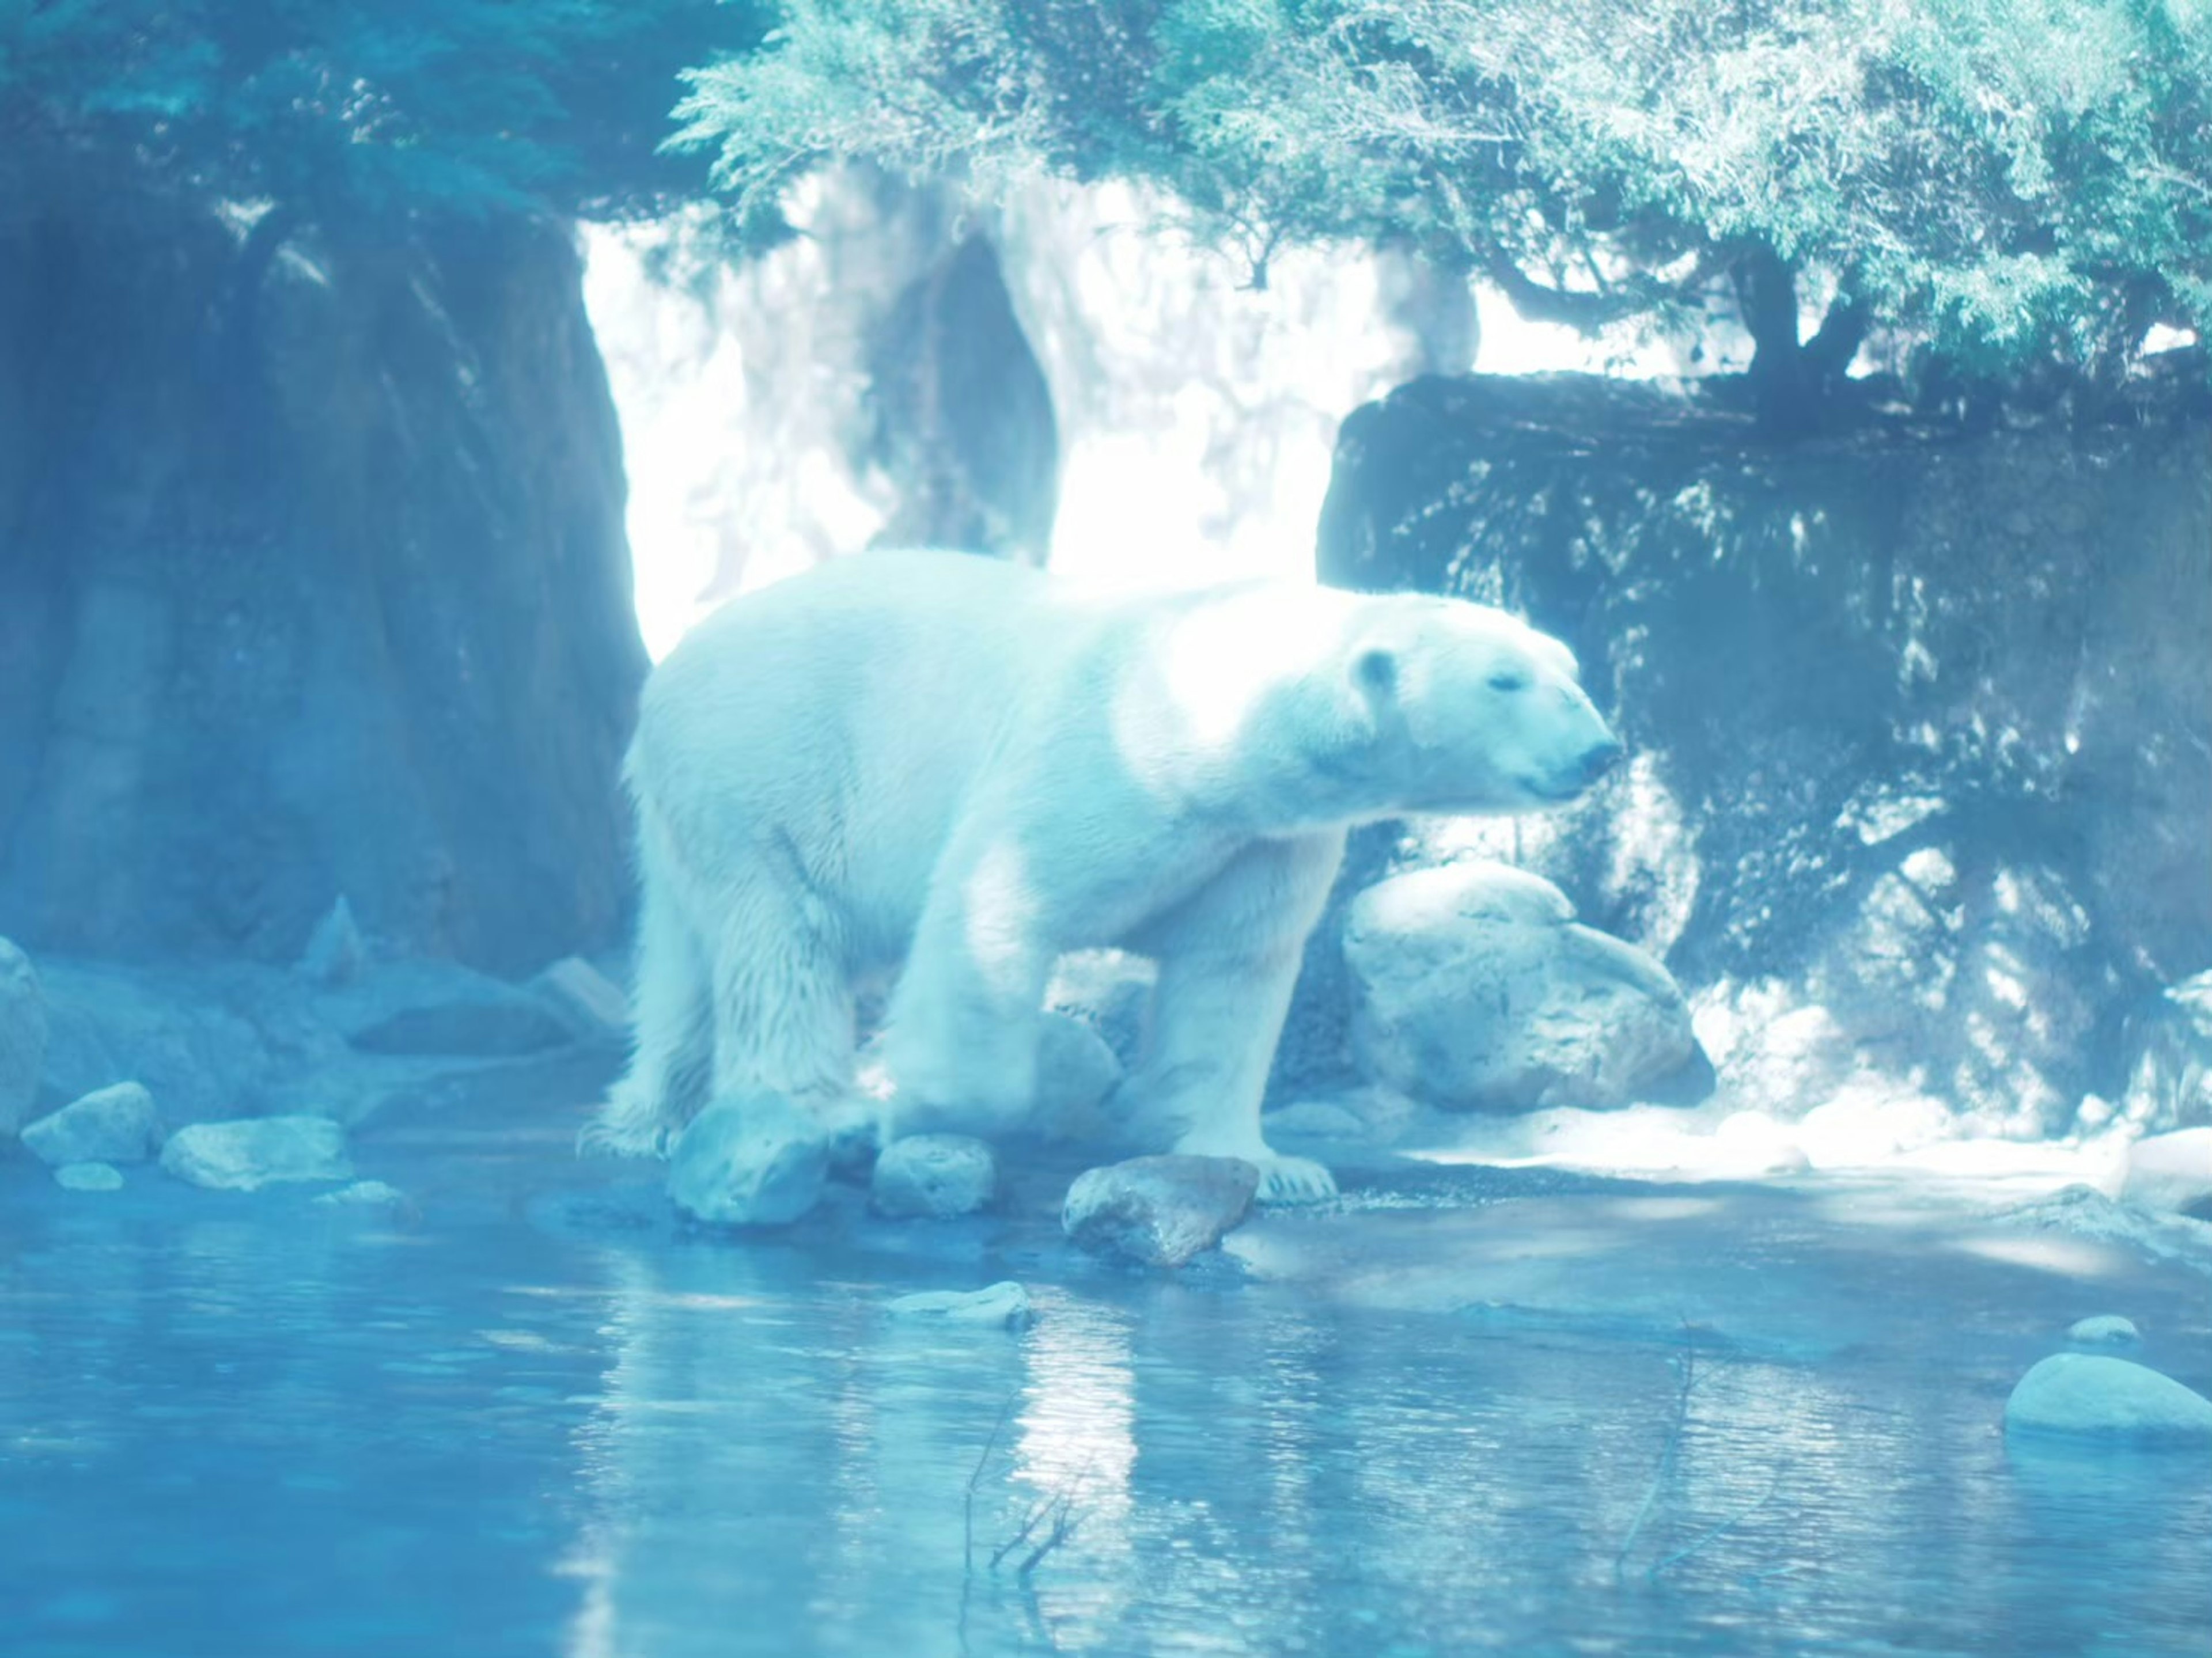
[1646,1461,1791,1581]
[1614,1318,1704,1580]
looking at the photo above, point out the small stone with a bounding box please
[20,1080,161,1166]
[870,1133,998,1219]
[531,956,631,1038]
[313,1180,416,1218]
[2066,1315,2141,1349]
[159,1116,353,1192]
[668,1094,829,1228]
[886,1282,1034,1329]
[2004,1353,2212,1444]
[1063,1154,1260,1268]
[55,1161,124,1193]
[298,896,366,987]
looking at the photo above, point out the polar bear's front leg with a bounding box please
[1124,830,1347,1204]
[878,837,1052,1139]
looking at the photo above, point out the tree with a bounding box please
[667,0,2212,426]
[0,0,767,229]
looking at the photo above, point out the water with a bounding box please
[3,1102,2207,1658]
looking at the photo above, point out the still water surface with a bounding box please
[3,1117,2206,1658]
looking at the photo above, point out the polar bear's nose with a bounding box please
[1575,735,1624,786]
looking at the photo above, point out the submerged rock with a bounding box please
[2004,1353,2212,1444]
[1063,1154,1259,1268]
[2066,1315,2142,1349]
[21,1080,161,1166]
[886,1282,1033,1328]
[1343,863,1695,1113]
[313,1179,416,1219]
[54,1161,124,1193]
[0,936,45,1135]
[668,1094,829,1228]
[159,1115,353,1192]
[870,1133,997,1219]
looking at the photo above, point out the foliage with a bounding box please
[0,0,768,227]
[669,0,2212,403]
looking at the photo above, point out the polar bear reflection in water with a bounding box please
[585,549,1619,1205]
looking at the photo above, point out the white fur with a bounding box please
[585,550,1619,1202]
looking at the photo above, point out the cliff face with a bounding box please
[1308,373,2212,1135]
[0,200,647,976]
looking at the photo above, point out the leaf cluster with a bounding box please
[0,0,768,227]
[670,0,2212,378]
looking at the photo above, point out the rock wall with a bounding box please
[1304,373,2212,1137]
[0,198,647,976]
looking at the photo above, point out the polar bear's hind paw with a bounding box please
[1253,1151,1338,1206]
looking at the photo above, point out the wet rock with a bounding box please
[20,1080,161,1166]
[531,955,631,1040]
[2066,1315,2141,1349]
[0,936,46,1135]
[54,1161,124,1193]
[1344,863,1695,1113]
[324,959,571,1058]
[2003,1353,2212,1444]
[1063,1154,1260,1268]
[2120,1128,2212,1219]
[886,1282,1034,1328]
[668,1094,829,1228]
[870,1133,998,1219]
[297,896,366,987]
[159,1115,353,1192]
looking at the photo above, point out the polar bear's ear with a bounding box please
[1351,646,1399,705]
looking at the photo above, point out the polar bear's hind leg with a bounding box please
[585,836,715,1157]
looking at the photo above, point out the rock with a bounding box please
[54,1161,124,1193]
[1044,950,1156,1069]
[2120,1128,2212,1219]
[323,959,572,1058]
[886,1282,1034,1328]
[1063,1154,1260,1268]
[668,1094,830,1228]
[158,1116,353,1192]
[298,896,366,987]
[2118,972,2212,1132]
[2066,1315,2141,1349]
[1032,1011,1124,1137]
[531,955,632,1039]
[20,1080,161,1166]
[312,1180,419,1220]
[2003,1353,2212,1444]
[1343,862,1696,1113]
[0,936,45,1135]
[870,1133,998,1219]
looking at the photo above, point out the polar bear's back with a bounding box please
[627,552,1058,954]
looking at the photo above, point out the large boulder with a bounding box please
[0,196,645,976]
[160,1115,353,1192]
[1343,862,1695,1112]
[1310,371,2212,1136]
[667,1094,830,1228]
[20,1080,161,1167]
[0,935,44,1133]
[2004,1353,2212,1444]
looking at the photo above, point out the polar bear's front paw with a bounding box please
[1252,1151,1339,1207]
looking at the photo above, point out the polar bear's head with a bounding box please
[1342,594,1621,815]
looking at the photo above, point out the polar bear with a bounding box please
[586,549,1620,1202]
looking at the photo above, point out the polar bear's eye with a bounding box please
[1488,669,1531,693]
